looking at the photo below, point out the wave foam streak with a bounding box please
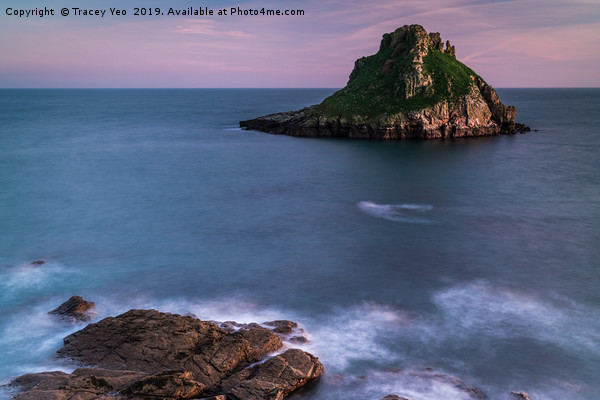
[357,201,434,224]
[1,288,597,400]
[432,281,600,356]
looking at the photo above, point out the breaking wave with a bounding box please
[431,281,600,356]
[0,260,82,306]
[1,286,596,400]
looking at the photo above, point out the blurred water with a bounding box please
[0,88,598,399]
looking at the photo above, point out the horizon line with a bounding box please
[1,87,599,90]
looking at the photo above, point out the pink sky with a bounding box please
[1,0,599,88]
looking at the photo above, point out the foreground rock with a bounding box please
[241,24,528,140]
[12,368,148,400]
[219,349,324,400]
[121,370,205,399]
[49,296,97,323]
[57,309,283,388]
[10,309,324,400]
[217,320,309,345]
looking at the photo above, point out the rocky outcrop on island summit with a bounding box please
[10,309,323,400]
[241,24,528,140]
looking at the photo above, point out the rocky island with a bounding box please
[240,24,528,139]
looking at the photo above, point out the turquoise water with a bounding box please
[0,89,599,399]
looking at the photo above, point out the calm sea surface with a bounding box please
[0,89,598,399]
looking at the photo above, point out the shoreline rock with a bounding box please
[10,309,324,400]
[240,24,529,140]
[7,303,534,400]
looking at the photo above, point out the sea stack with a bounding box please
[241,24,527,140]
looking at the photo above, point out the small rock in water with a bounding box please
[515,123,531,133]
[10,368,147,400]
[29,260,46,266]
[263,320,298,334]
[288,335,309,344]
[381,395,411,400]
[510,392,531,400]
[217,321,239,332]
[49,296,96,323]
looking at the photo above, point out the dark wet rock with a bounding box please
[515,123,531,133]
[241,24,529,140]
[381,395,410,400]
[263,320,308,345]
[11,309,323,400]
[263,320,298,334]
[49,296,96,323]
[288,336,309,344]
[218,321,241,333]
[510,392,531,400]
[29,260,46,266]
[121,370,205,399]
[218,349,325,400]
[11,368,147,400]
[57,309,282,389]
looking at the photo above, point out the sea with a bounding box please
[0,88,598,400]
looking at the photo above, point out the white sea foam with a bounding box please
[90,296,294,325]
[0,384,17,400]
[1,290,594,400]
[431,281,600,356]
[0,302,80,399]
[223,125,243,131]
[0,261,68,301]
[122,293,598,400]
[89,298,434,390]
[301,303,415,371]
[357,201,433,224]
[81,296,413,373]
[321,369,488,400]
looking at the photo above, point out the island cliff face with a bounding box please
[241,25,525,140]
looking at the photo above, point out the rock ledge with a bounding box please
[10,309,323,400]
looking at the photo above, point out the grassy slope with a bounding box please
[316,44,482,119]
